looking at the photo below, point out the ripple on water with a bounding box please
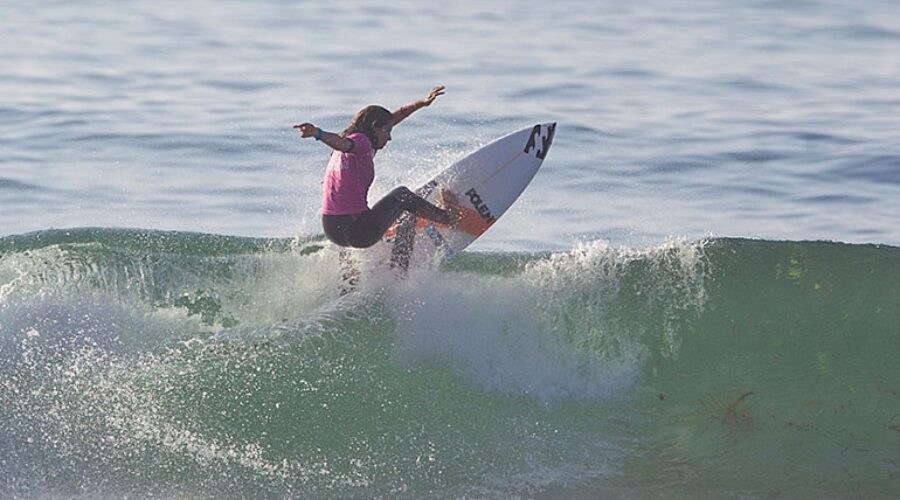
[829,154,900,185]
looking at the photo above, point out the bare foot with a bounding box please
[438,188,463,224]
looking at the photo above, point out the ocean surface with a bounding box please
[2,1,899,498]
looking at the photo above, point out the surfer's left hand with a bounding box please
[421,85,445,106]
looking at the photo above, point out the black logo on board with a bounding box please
[524,122,556,160]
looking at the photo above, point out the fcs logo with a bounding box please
[524,123,556,160]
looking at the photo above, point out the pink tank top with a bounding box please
[320,132,375,215]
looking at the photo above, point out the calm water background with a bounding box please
[3,0,899,250]
[2,1,900,499]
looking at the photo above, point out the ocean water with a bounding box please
[2,1,899,498]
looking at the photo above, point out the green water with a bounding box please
[1,230,897,498]
[601,239,900,498]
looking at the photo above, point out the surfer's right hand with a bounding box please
[293,123,318,138]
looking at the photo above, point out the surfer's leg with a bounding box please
[408,188,457,225]
[372,186,453,226]
[334,187,455,249]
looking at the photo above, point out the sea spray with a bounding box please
[387,238,710,403]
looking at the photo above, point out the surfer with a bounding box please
[294,85,460,249]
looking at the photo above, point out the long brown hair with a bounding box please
[341,105,393,148]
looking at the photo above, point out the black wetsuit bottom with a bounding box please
[322,186,450,248]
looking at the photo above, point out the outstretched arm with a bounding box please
[293,123,354,153]
[391,85,445,126]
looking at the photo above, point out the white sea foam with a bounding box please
[387,239,709,403]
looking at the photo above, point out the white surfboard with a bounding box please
[380,122,557,270]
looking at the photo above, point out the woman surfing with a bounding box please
[294,85,459,249]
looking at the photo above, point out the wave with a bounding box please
[1,228,897,498]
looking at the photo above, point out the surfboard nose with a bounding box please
[541,122,557,151]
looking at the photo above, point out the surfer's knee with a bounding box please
[389,186,414,201]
